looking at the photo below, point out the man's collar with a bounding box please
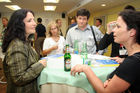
[75,24,90,31]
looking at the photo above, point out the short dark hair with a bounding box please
[96,19,102,24]
[119,10,140,44]
[55,19,61,23]
[2,9,34,52]
[76,9,90,20]
[37,17,42,23]
[124,5,136,11]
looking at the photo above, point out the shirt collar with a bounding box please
[75,24,91,31]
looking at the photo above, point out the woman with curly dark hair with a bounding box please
[2,9,46,93]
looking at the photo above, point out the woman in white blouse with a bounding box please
[43,21,65,56]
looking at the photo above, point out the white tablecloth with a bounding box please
[40,83,87,93]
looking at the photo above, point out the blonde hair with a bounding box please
[46,21,60,37]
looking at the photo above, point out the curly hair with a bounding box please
[124,5,136,11]
[76,9,90,20]
[2,9,34,53]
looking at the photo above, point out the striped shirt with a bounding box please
[66,24,104,54]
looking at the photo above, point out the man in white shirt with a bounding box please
[56,19,63,36]
[0,17,8,41]
[95,18,106,34]
[66,9,104,54]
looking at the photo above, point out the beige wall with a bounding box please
[1,0,140,56]
[0,12,68,37]
[88,0,140,56]
[89,0,140,25]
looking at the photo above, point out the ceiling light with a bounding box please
[5,5,21,10]
[44,6,56,11]
[101,4,106,6]
[43,0,59,3]
[0,0,11,2]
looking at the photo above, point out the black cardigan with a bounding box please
[98,32,120,57]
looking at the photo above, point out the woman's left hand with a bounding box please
[110,57,125,64]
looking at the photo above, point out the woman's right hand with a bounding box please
[52,45,58,50]
[106,21,116,35]
[71,64,90,76]
[39,59,47,67]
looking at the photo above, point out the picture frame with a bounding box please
[94,16,106,29]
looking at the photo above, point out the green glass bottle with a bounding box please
[74,40,79,54]
[81,41,88,64]
[64,44,71,71]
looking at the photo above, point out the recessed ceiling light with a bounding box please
[44,6,56,11]
[101,4,106,6]
[43,0,59,3]
[0,0,11,2]
[5,5,21,10]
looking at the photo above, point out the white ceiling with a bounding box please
[0,0,136,14]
